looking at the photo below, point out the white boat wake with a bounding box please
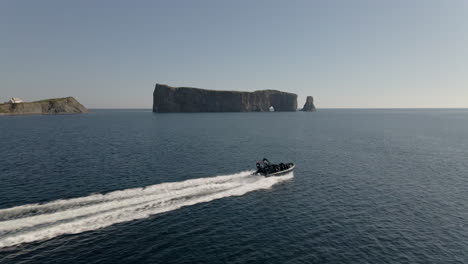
[0,171,293,248]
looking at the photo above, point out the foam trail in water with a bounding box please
[0,171,293,248]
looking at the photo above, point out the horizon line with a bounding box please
[88,107,468,110]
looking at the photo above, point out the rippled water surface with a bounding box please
[1,109,468,263]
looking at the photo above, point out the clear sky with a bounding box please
[1,0,468,108]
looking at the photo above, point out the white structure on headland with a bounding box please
[9,97,25,104]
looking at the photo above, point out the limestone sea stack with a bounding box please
[301,96,316,111]
[153,83,298,112]
[0,97,88,115]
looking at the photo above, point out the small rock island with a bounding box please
[301,96,316,112]
[0,97,88,115]
[153,83,299,112]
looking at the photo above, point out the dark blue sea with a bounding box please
[1,109,468,263]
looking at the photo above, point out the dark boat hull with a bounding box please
[257,164,295,177]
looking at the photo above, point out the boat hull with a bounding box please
[257,164,295,177]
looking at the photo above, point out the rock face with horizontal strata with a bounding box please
[153,84,298,112]
[0,97,88,115]
[301,96,316,111]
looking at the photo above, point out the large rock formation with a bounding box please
[0,97,88,115]
[153,84,298,112]
[301,96,316,111]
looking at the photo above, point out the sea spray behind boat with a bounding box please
[0,171,293,248]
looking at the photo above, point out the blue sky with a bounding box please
[1,0,467,108]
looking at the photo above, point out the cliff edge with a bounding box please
[153,84,298,112]
[0,97,88,115]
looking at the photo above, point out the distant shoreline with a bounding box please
[0,97,88,116]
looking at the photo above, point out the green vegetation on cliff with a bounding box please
[33,97,71,103]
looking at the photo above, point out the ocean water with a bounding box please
[1,109,468,263]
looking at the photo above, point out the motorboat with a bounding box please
[254,158,295,177]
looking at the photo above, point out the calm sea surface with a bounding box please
[1,109,468,263]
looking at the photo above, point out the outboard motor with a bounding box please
[255,161,265,174]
